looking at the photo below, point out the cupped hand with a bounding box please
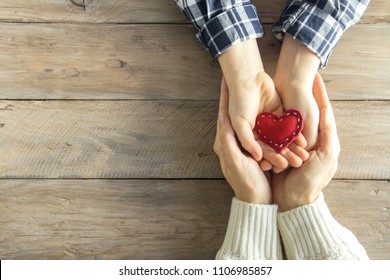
[214,78,272,204]
[218,39,308,170]
[274,35,321,150]
[276,84,320,151]
[272,73,341,212]
[229,72,308,170]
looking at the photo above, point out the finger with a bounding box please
[312,72,331,112]
[218,113,244,161]
[219,77,229,116]
[294,132,307,148]
[215,76,229,157]
[273,166,288,173]
[280,147,303,168]
[234,119,263,161]
[213,115,221,156]
[271,103,284,116]
[259,142,288,169]
[313,73,340,156]
[319,106,341,157]
[213,128,221,157]
[260,160,273,171]
[220,76,262,161]
[288,143,310,161]
[215,77,235,158]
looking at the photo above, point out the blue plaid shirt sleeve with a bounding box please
[173,0,264,58]
[272,0,370,68]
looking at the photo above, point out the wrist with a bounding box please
[274,34,320,97]
[235,188,272,205]
[278,192,320,212]
[276,82,312,101]
[218,39,264,88]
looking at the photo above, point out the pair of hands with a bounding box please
[213,73,340,211]
[218,36,321,172]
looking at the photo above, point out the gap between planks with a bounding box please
[0,179,388,259]
[0,100,389,180]
[0,24,388,100]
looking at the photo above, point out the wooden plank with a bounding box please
[0,179,388,259]
[0,24,387,100]
[0,100,219,179]
[360,0,390,24]
[0,0,184,24]
[0,0,288,24]
[0,100,389,180]
[323,180,390,260]
[334,101,390,180]
[0,23,221,100]
[0,179,233,259]
[322,24,390,100]
[0,0,385,24]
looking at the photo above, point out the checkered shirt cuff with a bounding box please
[197,4,264,58]
[272,0,370,68]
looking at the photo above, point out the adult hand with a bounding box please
[218,39,308,170]
[214,78,272,204]
[272,73,340,212]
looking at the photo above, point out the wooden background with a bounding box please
[0,0,388,259]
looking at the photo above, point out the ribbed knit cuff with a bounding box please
[278,193,369,260]
[216,198,281,260]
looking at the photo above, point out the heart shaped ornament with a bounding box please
[254,109,304,153]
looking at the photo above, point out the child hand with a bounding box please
[218,39,309,170]
[274,34,321,150]
[227,73,309,170]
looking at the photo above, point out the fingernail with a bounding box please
[253,151,261,161]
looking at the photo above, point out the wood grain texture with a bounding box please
[0,100,219,179]
[334,101,390,180]
[0,0,388,262]
[0,179,233,260]
[0,0,385,24]
[322,24,390,100]
[323,180,390,260]
[0,179,388,260]
[361,0,390,23]
[0,23,232,100]
[0,100,389,179]
[0,0,184,23]
[0,0,289,24]
[0,23,220,100]
[0,23,387,100]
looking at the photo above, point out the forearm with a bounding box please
[216,198,282,260]
[274,34,320,96]
[272,34,321,149]
[277,193,369,260]
[218,39,264,92]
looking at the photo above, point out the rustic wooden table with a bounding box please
[0,0,388,259]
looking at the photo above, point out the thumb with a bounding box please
[232,119,263,161]
[218,113,243,162]
[314,73,340,157]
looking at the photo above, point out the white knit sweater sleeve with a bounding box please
[277,193,369,260]
[216,198,282,260]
